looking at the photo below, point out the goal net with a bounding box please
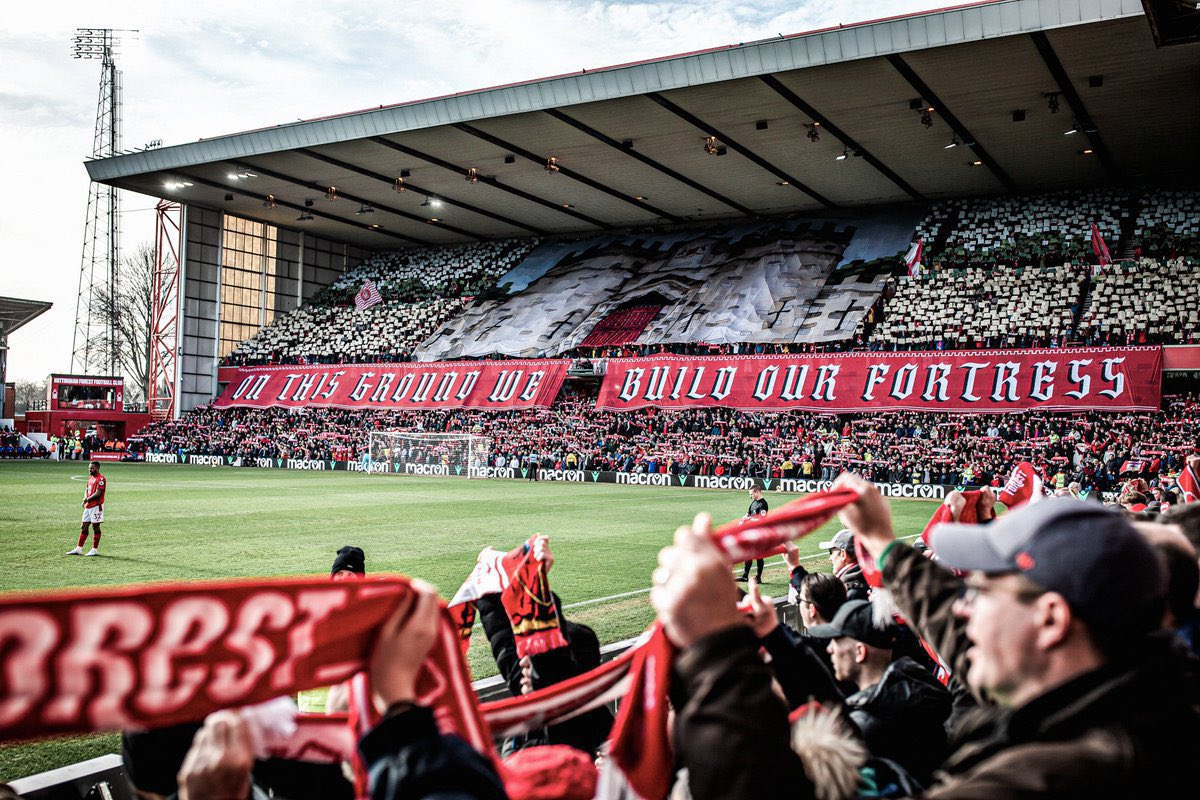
[366,431,492,478]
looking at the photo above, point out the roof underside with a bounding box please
[0,297,52,339]
[86,0,1200,250]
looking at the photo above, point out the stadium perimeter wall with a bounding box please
[139,452,950,499]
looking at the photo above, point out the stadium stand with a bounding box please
[1132,189,1200,258]
[866,264,1083,350]
[133,393,1200,493]
[224,240,536,365]
[1079,258,1200,345]
[918,188,1126,267]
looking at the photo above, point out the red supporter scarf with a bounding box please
[997,460,1045,509]
[0,575,491,754]
[2,492,859,800]
[502,547,569,658]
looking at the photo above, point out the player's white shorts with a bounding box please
[82,506,104,524]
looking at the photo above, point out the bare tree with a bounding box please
[13,380,47,413]
[94,243,169,403]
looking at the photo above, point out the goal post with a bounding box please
[367,431,492,478]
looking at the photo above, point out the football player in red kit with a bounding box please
[67,461,106,556]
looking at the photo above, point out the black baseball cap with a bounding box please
[331,545,366,576]
[808,599,899,649]
[930,498,1165,635]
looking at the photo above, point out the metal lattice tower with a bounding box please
[71,28,134,374]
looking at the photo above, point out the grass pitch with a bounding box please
[0,460,941,782]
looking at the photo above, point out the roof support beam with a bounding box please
[1028,31,1120,181]
[229,160,484,240]
[176,172,428,244]
[886,54,1016,190]
[452,122,683,222]
[644,92,835,208]
[758,75,924,201]
[298,148,546,235]
[542,109,756,216]
[368,136,613,230]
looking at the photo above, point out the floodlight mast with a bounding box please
[70,28,137,377]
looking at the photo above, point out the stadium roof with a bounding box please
[85,0,1199,249]
[0,297,52,340]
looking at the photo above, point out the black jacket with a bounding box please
[359,707,506,800]
[845,656,952,786]
[476,593,613,755]
[837,561,870,601]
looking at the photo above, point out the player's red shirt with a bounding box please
[85,473,106,508]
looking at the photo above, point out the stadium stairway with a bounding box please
[1116,195,1141,261]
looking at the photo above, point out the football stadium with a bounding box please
[2,0,1200,797]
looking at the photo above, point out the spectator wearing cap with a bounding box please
[298,546,368,714]
[649,476,1199,800]
[748,570,853,708]
[837,473,1197,796]
[331,545,366,580]
[810,599,952,785]
[818,530,870,601]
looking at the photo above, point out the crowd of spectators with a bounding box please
[914,187,1126,268]
[107,471,1200,800]
[1132,188,1200,258]
[1079,258,1200,345]
[223,240,536,366]
[132,392,1200,494]
[0,426,47,458]
[864,264,1084,351]
[211,187,1200,367]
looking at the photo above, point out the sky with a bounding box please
[0,0,937,384]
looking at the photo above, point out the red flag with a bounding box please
[903,239,924,278]
[1179,463,1200,504]
[354,279,383,310]
[1091,223,1112,267]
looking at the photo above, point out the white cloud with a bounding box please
[1,0,931,384]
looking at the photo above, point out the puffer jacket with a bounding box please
[845,656,951,786]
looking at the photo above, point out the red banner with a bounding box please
[0,576,490,749]
[596,348,1162,413]
[213,360,570,410]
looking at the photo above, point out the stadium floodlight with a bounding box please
[1064,121,1079,135]
[835,149,848,161]
[367,431,492,478]
[944,137,961,149]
